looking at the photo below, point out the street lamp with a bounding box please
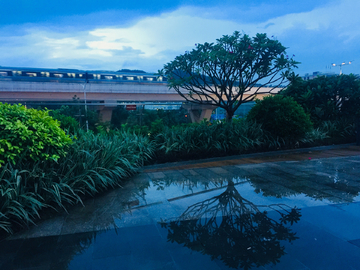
[81,72,89,132]
[331,61,353,75]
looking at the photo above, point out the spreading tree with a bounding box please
[158,31,299,121]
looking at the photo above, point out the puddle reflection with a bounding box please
[248,172,360,202]
[160,180,301,269]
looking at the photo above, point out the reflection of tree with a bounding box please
[52,231,96,269]
[152,175,247,193]
[160,180,301,270]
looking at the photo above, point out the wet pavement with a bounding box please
[1,144,360,270]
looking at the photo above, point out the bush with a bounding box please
[153,119,275,162]
[0,103,72,166]
[0,131,154,235]
[281,74,360,124]
[246,95,312,140]
[50,110,79,134]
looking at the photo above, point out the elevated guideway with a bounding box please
[0,67,282,122]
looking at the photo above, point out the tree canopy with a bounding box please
[281,74,360,124]
[159,31,299,121]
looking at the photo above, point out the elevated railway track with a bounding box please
[0,66,281,122]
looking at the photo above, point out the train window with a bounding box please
[126,76,134,80]
[54,74,64,78]
[12,71,22,76]
[67,73,76,78]
[78,74,83,78]
[26,72,37,77]
[41,72,50,77]
[116,75,123,80]
[0,72,7,76]
[146,77,154,81]
[93,74,100,79]
[104,76,113,80]
[137,76,143,80]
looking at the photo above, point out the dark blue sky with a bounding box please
[0,0,330,25]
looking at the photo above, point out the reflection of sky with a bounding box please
[0,0,358,75]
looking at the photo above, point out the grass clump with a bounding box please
[0,131,154,235]
[153,119,278,162]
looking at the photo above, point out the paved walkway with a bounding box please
[144,143,360,172]
[1,144,360,270]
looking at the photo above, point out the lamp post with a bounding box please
[82,72,89,132]
[331,61,353,75]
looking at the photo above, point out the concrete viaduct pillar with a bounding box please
[97,102,217,124]
[182,103,217,123]
[96,101,118,123]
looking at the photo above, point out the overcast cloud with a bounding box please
[0,0,358,75]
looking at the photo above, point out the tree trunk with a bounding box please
[225,110,234,122]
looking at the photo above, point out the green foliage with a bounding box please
[0,103,72,166]
[247,95,312,140]
[318,120,356,144]
[50,109,79,134]
[281,74,360,124]
[51,96,100,131]
[118,107,189,130]
[159,31,299,121]
[153,119,278,162]
[57,131,154,197]
[0,131,154,234]
[150,119,165,137]
[111,106,130,128]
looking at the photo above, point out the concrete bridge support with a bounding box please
[182,103,217,123]
[97,101,117,123]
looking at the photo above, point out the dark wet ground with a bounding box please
[2,144,360,270]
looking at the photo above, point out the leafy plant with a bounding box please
[153,119,278,162]
[247,95,312,141]
[317,120,356,144]
[281,74,360,124]
[50,109,79,134]
[50,95,99,131]
[0,131,154,235]
[0,103,72,166]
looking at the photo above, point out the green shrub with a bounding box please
[0,103,72,166]
[281,74,360,124]
[317,120,356,144]
[246,95,312,140]
[0,131,154,235]
[50,101,100,132]
[60,131,154,197]
[153,119,275,162]
[50,110,79,134]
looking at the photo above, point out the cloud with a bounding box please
[259,0,360,38]
[0,0,358,74]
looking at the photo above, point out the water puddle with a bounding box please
[2,156,360,269]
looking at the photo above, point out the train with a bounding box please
[0,66,167,84]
